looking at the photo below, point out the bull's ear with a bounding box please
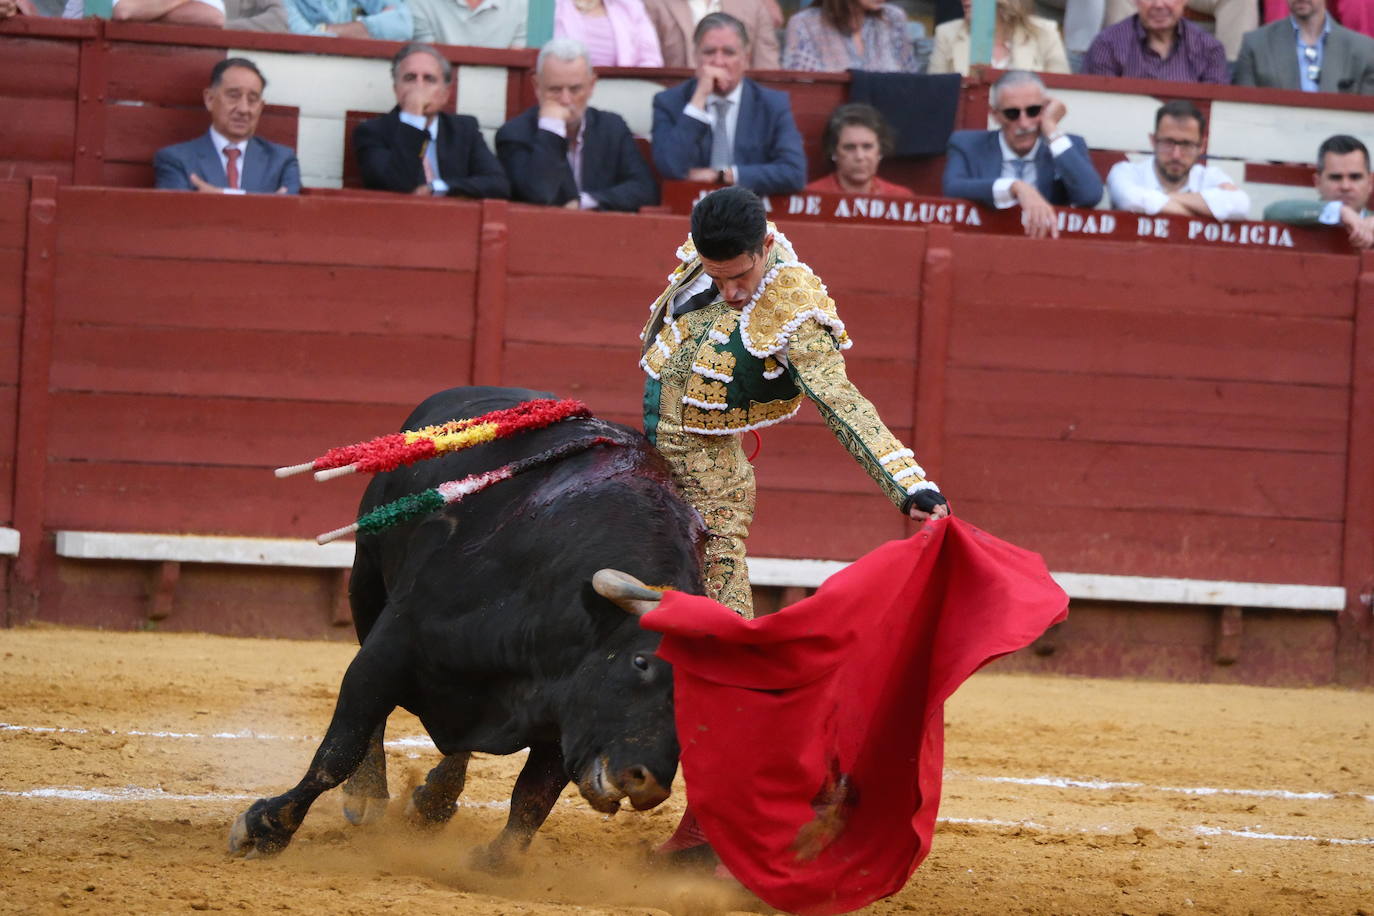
[591,569,662,618]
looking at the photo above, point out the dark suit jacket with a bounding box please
[353,108,510,199]
[1233,17,1374,94]
[650,78,807,195]
[941,130,1103,208]
[154,132,301,193]
[495,106,658,211]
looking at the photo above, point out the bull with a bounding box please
[228,386,704,866]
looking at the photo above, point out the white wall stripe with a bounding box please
[0,527,18,557]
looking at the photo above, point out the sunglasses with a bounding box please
[1303,44,1321,83]
[1000,104,1043,121]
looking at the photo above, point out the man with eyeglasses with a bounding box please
[942,70,1103,239]
[1106,100,1249,220]
[1264,135,1374,249]
[1233,0,1374,93]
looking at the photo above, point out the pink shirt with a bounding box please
[554,0,664,67]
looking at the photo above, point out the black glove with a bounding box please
[902,489,949,516]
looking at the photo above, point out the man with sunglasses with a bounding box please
[1106,100,1249,220]
[942,70,1103,239]
[1265,135,1374,249]
[1233,0,1374,93]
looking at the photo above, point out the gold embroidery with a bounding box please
[685,374,728,406]
[693,347,737,381]
[741,267,846,357]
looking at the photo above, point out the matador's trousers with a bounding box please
[654,430,756,619]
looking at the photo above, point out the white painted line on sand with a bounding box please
[956,773,1371,803]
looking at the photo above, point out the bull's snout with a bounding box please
[619,765,670,811]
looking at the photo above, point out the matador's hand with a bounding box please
[906,489,950,522]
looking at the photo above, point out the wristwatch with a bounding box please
[715,168,728,185]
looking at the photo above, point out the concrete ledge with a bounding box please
[55,531,355,569]
[0,527,19,557]
[52,533,1347,612]
[749,557,1346,612]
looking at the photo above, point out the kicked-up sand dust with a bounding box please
[1,625,1371,915]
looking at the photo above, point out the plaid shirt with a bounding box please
[1084,15,1229,84]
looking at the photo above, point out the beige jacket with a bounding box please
[642,0,780,70]
[928,15,1070,76]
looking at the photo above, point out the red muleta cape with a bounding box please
[638,517,1069,915]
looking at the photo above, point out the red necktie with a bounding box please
[225,147,241,190]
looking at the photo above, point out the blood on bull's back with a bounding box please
[228,386,704,868]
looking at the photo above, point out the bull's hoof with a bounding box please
[226,803,289,859]
[404,789,457,830]
[342,793,388,827]
[468,841,522,876]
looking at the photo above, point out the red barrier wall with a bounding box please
[0,178,1370,683]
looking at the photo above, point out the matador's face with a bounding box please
[700,234,776,310]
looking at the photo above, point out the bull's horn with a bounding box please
[592,569,663,618]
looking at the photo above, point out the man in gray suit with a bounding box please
[155,59,301,195]
[1233,0,1374,94]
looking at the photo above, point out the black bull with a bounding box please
[229,386,705,864]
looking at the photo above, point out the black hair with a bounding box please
[1316,134,1370,172]
[1154,99,1206,134]
[690,187,767,262]
[210,58,266,90]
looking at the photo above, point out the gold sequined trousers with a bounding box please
[655,430,756,619]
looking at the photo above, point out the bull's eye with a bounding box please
[632,654,650,671]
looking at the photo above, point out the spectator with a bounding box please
[651,12,806,193]
[782,0,920,72]
[1264,134,1374,247]
[496,39,658,210]
[1085,0,1229,81]
[285,0,410,37]
[642,0,780,69]
[554,0,662,66]
[1263,0,1373,39]
[929,0,1070,75]
[1234,0,1374,92]
[154,59,300,194]
[1104,0,1255,59]
[1,0,38,18]
[806,103,914,196]
[409,0,526,46]
[941,69,1103,237]
[353,42,510,198]
[1106,100,1249,219]
[225,0,287,29]
[108,0,226,26]
[1037,0,1108,71]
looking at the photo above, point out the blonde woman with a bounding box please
[928,0,1070,75]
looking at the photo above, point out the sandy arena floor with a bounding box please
[0,625,1371,915]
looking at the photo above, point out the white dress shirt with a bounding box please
[991,132,1073,209]
[398,110,450,195]
[1106,156,1251,221]
[208,127,248,195]
[683,80,744,167]
[538,116,599,209]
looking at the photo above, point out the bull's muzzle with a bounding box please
[578,758,671,814]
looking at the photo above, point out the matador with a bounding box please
[639,187,949,618]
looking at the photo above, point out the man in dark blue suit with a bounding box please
[651,12,806,195]
[155,58,301,195]
[496,39,657,212]
[354,43,510,200]
[942,70,1102,239]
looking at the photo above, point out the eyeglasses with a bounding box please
[999,104,1043,121]
[1155,138,1201,152]
[1302,44,1321,84]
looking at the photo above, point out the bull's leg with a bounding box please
[406,751,472,827]
[340,721,390,826]
[470,742,567,873]
[227,640,402,858]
